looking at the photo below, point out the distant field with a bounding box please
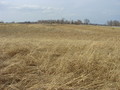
[0,24,120,90]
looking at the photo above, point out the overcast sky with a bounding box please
[0,0,120,24]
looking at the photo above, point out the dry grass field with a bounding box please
[0,24,120,90]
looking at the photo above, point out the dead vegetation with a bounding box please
[0,24,120,90]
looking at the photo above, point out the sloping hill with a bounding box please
[0,24,120,90]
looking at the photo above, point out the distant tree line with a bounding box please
[107,20,120,26]
[0,21,4,23]
[37,19,91,25]
[37,19,82,25]
[1,19,120,26]
[0,19,90,25]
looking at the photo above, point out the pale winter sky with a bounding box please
[0,0,120,24]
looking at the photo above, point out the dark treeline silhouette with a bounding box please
[1,19,120,26]
[0,19,89,25]
[0,21,4,23]
[19,19,84,25]
[107,20,120,26]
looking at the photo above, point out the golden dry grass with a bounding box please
[0,24,120,90]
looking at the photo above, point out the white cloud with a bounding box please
[0,1,7,4]
[10,4,64,13]
[41,7,64,13]
[0,1,9,9]
[11,5,40,9]
[0,1,9,6]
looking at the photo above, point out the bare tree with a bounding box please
[84,19,90,25]
[75,20,82,25]
[107,20,120,26]
[113,20,120,26]
[107,20,113,26]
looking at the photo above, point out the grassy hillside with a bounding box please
[0,24,120,90]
